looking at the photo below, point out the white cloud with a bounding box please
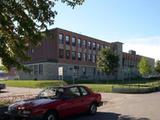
[123,36,160,61]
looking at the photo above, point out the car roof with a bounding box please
[47,84,85,89]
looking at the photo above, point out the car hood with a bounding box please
[9,98,59,110]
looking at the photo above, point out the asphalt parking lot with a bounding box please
[0,87,160,120]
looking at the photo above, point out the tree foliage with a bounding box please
[0,0,84,70]
[96,48,119,74]
[138,57,152,76]
[0,65,8,72]
[155,60,160,73]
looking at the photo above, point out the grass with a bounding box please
[0,80,66,88]
[0,79,160,93]
[82,84,113,93]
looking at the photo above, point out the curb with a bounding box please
[112,87,158,94]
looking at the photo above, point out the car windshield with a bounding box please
[37,87,64,99]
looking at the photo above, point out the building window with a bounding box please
[34,65,38,75]
[72,37,76,46]
[83,53,87,61]
[82,40,86,48]
[78,39,81,47]
[103,45,105,49]
[92,42,96,50]
[88,41,91,49]
[92,54,96,63]
[78,52,82,61]
[100,44,104,49]
[97,43,100,50]
[39,64,43,75]
[59,34,63,44]
[28,65,34,75]
[82,67,86,75]
[88,54,91,61]
[66,50,70,59]
[66,35,70,45]
[31,49,34,53]
[72,51,76,60]
[59,49,64,58]
[93,68,96,75]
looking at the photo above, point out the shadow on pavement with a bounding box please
[0,90,8,94]
[65,112,150,120]
[0,107,150,120]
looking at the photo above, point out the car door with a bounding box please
[78,86,93,112]
[58,87,83,117]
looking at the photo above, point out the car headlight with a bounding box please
[17,106,25,110]
[17,106,31,115]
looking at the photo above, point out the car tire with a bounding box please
[43,111,58,120]
[88,103,97,115]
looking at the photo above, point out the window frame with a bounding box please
[59,33,63,44]
[65,35,70,45]
[77,52,82,61]
[72,51,76,60]
[78,38,81,47]
[72,37,76,46]
[59,49,64,58]
[87,41,91,49]
[66,50,70,59]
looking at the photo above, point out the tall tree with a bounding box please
[155,60,160,73]
[96,48,119,74]
[138,57,152,76]
[0,0,84,70]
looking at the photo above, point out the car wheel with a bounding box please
[43,111,58,120]
[89,103,97,115]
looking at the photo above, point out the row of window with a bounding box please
[123,59,138,68]
[27,64,43,75]
[59,49,96,63]
[59,33,109,50]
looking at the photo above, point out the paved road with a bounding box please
[0,87,160,120]
[0,87,41,97]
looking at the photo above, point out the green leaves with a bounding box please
[0,65,8,72]
[0,0,84,70]
[138,57,152,76]
[155,60,160,73]
[96,48,119,74]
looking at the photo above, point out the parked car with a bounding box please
[0,83,6,91]
[6,85,103,120]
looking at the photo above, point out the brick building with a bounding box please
[19,28,155,80]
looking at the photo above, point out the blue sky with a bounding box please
[50,0,160,61]
[0,0,159,65]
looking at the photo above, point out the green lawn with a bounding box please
[0,80,66,88]
[0,79,160,93]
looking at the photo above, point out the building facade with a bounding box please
[122,50,155,79]
[19,28,155,80]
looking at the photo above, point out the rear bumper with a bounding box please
[97,101,103,107]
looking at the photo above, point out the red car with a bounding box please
[6,85,103,120]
